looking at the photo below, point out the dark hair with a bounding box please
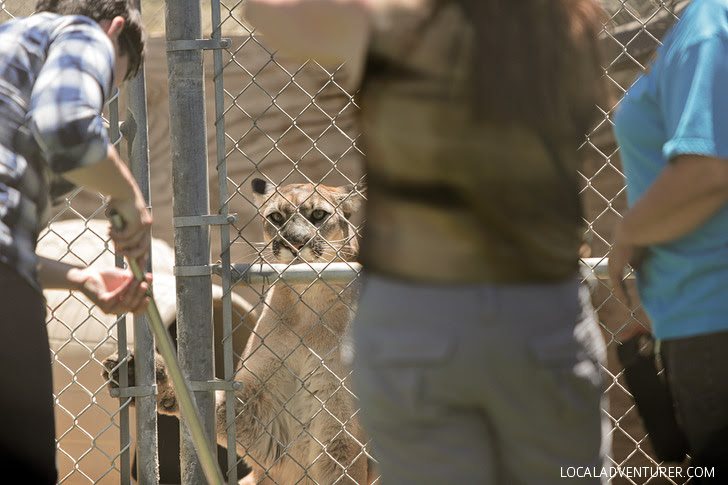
[35,0,146,81]
[460,0,608,141]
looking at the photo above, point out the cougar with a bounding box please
[105,178,372,484]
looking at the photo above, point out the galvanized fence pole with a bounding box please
[123,1,160,479]
[110,89,134,485]
[208,0,239,483]
[164,0,218,483]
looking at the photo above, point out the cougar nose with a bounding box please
[283,237,308,253]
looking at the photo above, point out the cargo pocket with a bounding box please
[357,329,456,417]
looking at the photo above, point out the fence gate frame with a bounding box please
[124,1,159,482]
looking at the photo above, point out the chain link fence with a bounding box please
[202,1,367,482]
[210,1,696,484]
[0,0,699,484]
[588,1,692,484]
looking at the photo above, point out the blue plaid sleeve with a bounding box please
[26,16,115,174]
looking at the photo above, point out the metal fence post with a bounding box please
[208,0,238,482]
[110,90,134,485]
[124,0,160,479]
[164,1,218,483]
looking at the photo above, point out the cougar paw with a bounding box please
[102,351,136,391]
[156,383,179,415]
[102,351,179,415]
[153,353,179,415]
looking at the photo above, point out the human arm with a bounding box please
[608,154,728,305]
[244,0,373,62]
[609,35,728,304]
[27,17,151,261]
[615,155,728,245]
[37,256,151,316]
[62,143,152,262]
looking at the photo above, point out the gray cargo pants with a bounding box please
[351,274,610,484]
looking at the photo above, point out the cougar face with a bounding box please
[252,178,363,264]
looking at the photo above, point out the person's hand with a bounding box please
[608,225,647,308]
[106,194,152,265]
[77,266,152,316]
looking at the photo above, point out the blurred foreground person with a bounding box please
[247,0,611,483]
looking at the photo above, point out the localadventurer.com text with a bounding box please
[561,466,715,480]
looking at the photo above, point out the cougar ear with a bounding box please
[251,178,275,202]
[335,182,366,219]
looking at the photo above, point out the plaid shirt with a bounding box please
[0,13,114,290]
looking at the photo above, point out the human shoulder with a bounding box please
[43,13,110,42]
[43,13,116,86]
[366,0,438,53]
[27,12,116,134]
[668,0,728,47]
[647,0,728,78]
[0,12,108,60]
[368,0,432,23]
[21,11,98,31]
[0,12,58,39]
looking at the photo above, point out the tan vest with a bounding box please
[357,2,582,284]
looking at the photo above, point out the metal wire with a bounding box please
[0,0,693,483]
[110,213,225,485]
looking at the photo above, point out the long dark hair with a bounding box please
[35,0,146,81]
[460,0,607,141]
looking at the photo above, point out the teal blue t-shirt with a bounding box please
[613,0,728,340]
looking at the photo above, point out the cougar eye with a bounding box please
[268,212,285,224]
[310,209,328,222]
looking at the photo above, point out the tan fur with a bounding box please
[223,179,369,484]
[142,180,371,484]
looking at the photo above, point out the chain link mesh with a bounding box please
[213,1,696,484]
[589,1,692,484]
[0,0,698,483]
